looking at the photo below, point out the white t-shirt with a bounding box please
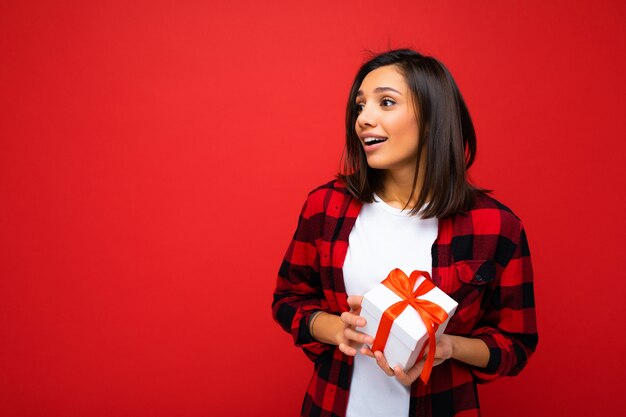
[343,193,438,417]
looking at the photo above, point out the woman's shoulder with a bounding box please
[472,191,519,217]
[449,191,528,263]
[302,178,353,213]
[466,190,525,233]
[308,177,349,193]
[306,178,351,198]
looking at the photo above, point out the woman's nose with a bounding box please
[356,104,377,128]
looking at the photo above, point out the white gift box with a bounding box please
[360,272,458,371]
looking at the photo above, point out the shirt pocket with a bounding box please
[453,259,496,286]
[446,259,497,333]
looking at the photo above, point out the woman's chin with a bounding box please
[364,157,389,170]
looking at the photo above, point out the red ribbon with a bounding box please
[370,269,449,384]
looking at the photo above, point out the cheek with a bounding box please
[395,114,419,145]
[403,112,419,134]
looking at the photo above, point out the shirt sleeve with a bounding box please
[271,195,334,362]
[470,223,538,383]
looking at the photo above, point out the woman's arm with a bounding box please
[273,186,374,362]
[449,335,489,368]
[468,223,538,382]
[272,196,330,361]
[370,334,490,384]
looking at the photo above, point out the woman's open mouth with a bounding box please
[364,137,388,146]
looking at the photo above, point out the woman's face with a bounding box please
[355,65,420,174]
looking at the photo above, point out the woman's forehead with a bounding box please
[358,65,408,95]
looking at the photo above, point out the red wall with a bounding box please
[1,1,625,416]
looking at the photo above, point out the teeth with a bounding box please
[364,137,387,145]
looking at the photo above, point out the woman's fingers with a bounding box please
[393,366,417,386]
[340,311,366,328]
[433,334,454,361]
[338,342,357,356]
[339,326,373,357]
[346,295,363,314]
[394,358,425,386]
[360,345,375,358]
[374,351,396,376]
[344,327,374,345]
[339,295,375,359]
[433,357,445,366]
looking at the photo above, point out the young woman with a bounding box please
[272,49,538,417]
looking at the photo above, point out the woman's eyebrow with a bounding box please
[356,86,403,97]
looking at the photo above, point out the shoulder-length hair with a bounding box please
[337,49,487,219]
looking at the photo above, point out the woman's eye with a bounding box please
[355,103,364,113]
[381,98,396,107]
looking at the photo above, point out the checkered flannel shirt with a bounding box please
[272,179,538,417]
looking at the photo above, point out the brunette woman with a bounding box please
[272,49,537,417]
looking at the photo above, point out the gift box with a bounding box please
[360,269,458,382]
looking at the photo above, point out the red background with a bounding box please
[1,1,625,416]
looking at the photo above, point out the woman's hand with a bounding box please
[371,334,456,385]
[337,295,375,356]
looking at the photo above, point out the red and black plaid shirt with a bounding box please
[272,179,538,417]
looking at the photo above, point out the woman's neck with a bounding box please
[378,167,424,210]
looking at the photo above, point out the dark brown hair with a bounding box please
[337,49,488,218]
